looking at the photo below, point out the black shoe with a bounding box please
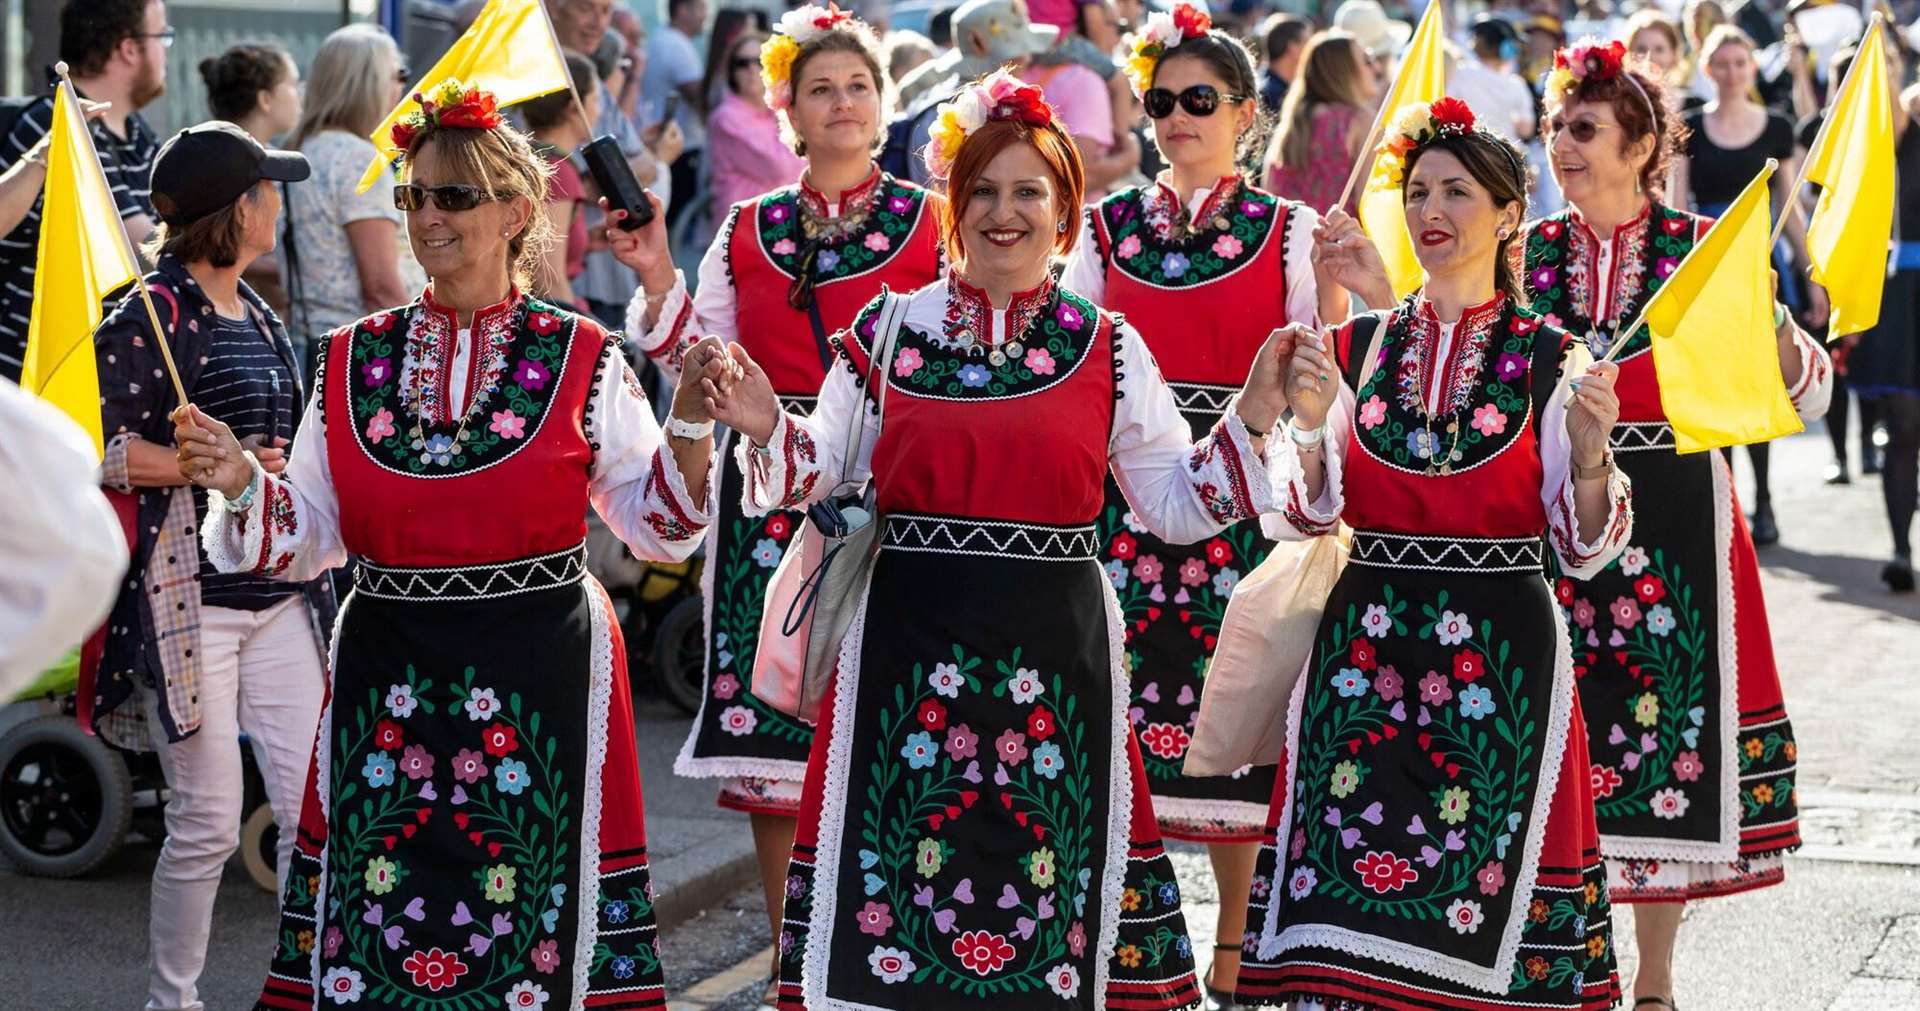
[1748,504,1780,546]
[1824,462,1851,485]
[1864,451,1883,475]
[1884,555,1916,593]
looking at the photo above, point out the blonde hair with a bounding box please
[1266,31,1371,172]
[1699,23,1755,66]
[400,122,557,291]
[1624,9,1686,84]
[292,24,401,148]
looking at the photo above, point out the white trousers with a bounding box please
[143,595,326,1011]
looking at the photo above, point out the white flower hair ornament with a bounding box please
[760,3,860,111]
[921,69,1057,182]
[1121,3,1213,97]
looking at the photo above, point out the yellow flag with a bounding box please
[1802,21,1894,338]
[1644,163,1802,453]
[1359,1,1446,300]
[20,83,140,458]
[355,0,572,192]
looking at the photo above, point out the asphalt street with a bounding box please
[2,426,1915,1011]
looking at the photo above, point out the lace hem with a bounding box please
[570,582,618,1006]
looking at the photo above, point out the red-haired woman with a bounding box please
[1235,98,1633,1011]
[702,70,1293,1011]
[1059,7,1346,1003]
[1517,41,1829,1011]
[608,8,941,993]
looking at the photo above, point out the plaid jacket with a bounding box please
[90,255,334,750]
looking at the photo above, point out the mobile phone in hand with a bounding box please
[582,135,654,230]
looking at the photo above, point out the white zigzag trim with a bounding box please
[882,514,1100,561]
[353,545,587,600]
[1348,533,1544,573]
[1165,381,1240,415]
[1608,422,1676,453]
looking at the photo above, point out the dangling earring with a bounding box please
[1057,219,1068,234]
[1635,177,1643,195]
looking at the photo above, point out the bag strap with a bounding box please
[832,291,906,496]
[800,240,835,371]
[1528,319,1563,432]
[1340,311,1387,393]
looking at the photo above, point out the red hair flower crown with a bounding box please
[1374,96,1477,189]
[1548,38,1658,123]
[389,79,505,156]
[923,69,1057,181]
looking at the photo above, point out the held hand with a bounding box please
[240,434,291,475]
[670,335,741,426]
[1310,207,1392,308]
[602,193,672,278]
[704,343,782,446]
[171,404,252,499]
[1566,361,1621,468]
[650,119,686,167]
[1286,327,1339,431]
[1237,324,1304,432]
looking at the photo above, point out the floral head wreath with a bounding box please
[922,69,1056,182]
[1546,38,1658,124]
[389,79,503,157]
[1121,3,1213,97]
[760,3,863,112]
[1374,96,1479,189]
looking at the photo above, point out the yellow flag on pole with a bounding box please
[20,82,141,459]
[354,0,572,193]
[1643,163,1802,453]
[1801,19,1895,338]
[1359,2,1447,300]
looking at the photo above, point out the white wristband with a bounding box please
[664,414,714,441]
[1286,419,1326,448]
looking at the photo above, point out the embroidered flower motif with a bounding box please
[710,673,740,701]
[1045,963,1080,999]
[1161,252,1191,278]
[1672,750,1703,782]
[1572,598,1596,628]
[401,947,468,992]
[915,838,945,877]
[362,357,392,387]
[323,926,344,958]
[422,433,456,466]
[1346,638,1376,672]
[1591,763,1623,797]
[1139,722,1190,759]
[321,965,365,1003]
[1132,555,1165,584]
[856,901,894,937]
[1330,760,1362,798]
[1476,860,1506,896]
[375,718,405,751]
[1531,265,1558,290]
[1633,574,1666,605]
[1434,610,1473,646]
[1006,668,1045,704]
[1418,670,1453,705]
[1024,347,1056,375]
[1633,691,1660,727]
[503,980,548,1010]
[944,723,979,760]
[609,955,637,979]
[365,856,399,895]
[719,705,758,736]
[864,232,891,252]
[995,729,1030,764]
[1116,234,1142,259]
[958,363,991,388]
[892,346,924,378]
[1211,233,1243,259]
[1445,898,1485,934]
[1026,846,1057,888]
[1283,865,1317,900]
[512,359,549,391]
[385,683,417,718]
[953,930,1016,975]
[1212,567,1240,597]
[1104,559,1128,588]
[1116,943,1143,967]
[481,723,517,757]
[1650,787,1690,819]
[771,238,797,256]
[1470,403,1508,436]
[1494,351,1528,383]
[818,250,841,272]
[748,537,783,568]
[362,752,396,788]
[869,945,916,983]
[1406,428,1440,459]
[1452,649,1485,683]
[1458,684,1496,720]
[399,744,435,780]
[489,409,525,439]
[1178,557,1209,586]
[1438,786,1472,825]
[1362,603,1393,637]
[1031,741,1065,779]
[1352,850,1418,894]
[464,687,500,721]
[901,730,938,770]
[1375,665,1404,701]
[929,662,965,698]
[365,407,396,443]
[494,757,530,795]
[1332,669,1371,697]
[531,938,560,973]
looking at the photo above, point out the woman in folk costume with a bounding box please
[174,82,732,1010]
[701,70,1295,1010]
[609,12,941,992]
[1233,98,1635,1011]
[1057,5,1345,1005]
[1516,41,1830,1011]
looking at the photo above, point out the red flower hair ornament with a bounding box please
[389,79,505,156]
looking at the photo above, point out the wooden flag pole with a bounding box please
[53,62,187,410]
[1766,9,1884,250]
[1334,96,1393,214]
[1599,158,1779,364]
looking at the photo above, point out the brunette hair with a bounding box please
[1266,32,1372,172]
[140,181,268,269]
[1402,131,1531,299]
[1623,9,1685,81]
[399,120,557,291]
[938,119,1085,268]
[1545,61,1682,199]
[783,24,891,156]
[60,0,151,78]
[201,42,294,122]
[700,7,772,114]
[1155,29,1266,162]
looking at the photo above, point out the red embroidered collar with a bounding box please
[1566,199,1652,243]
[942,270,1056,352]
[1143,173,1241,241]
[409,285,523,426]
[799,165,881,219]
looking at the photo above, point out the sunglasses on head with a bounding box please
[393,183,498,213]
[1143,84,1244,119]
[1547,116,1616,143]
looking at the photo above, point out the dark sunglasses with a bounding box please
[393,183,498,213]
[732,56,758,71]
[1143,84,1244,119]
[1547,116,1616,143]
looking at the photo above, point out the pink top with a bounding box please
[1264,102,1362,217]
[546,153,588,280]
[1022,61,1114,200]
[706,91,807,218]
[1026,0,1078,31]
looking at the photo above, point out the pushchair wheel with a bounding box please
[651,596,706,716]
[0,714,133,877]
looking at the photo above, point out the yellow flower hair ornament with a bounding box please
[1120,3,1213,97]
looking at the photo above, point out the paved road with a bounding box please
[3,428,1915,1010]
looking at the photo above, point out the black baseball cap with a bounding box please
[149,121,310,227]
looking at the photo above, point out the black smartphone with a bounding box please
[659,94,682,129]
[581,134,654,230]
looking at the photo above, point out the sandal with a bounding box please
[1634,998,1679,1011]
[1202,942,1242,1010]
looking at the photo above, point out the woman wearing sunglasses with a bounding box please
[1234,97,1633,1011]
[706,67,1290,1011]
[1058,6,1345,1005]
[1514,41,1829,1011]
[607,8,942,1006]
[174,81,733,1007]
[705,30,807,225]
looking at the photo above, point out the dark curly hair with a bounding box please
[1545,62,1685,199]
[200,42,294,122]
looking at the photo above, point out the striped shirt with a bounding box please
[0,96,158,381]
[190,308,300,611]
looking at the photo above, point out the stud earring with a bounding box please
[1057,219,1068,234]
